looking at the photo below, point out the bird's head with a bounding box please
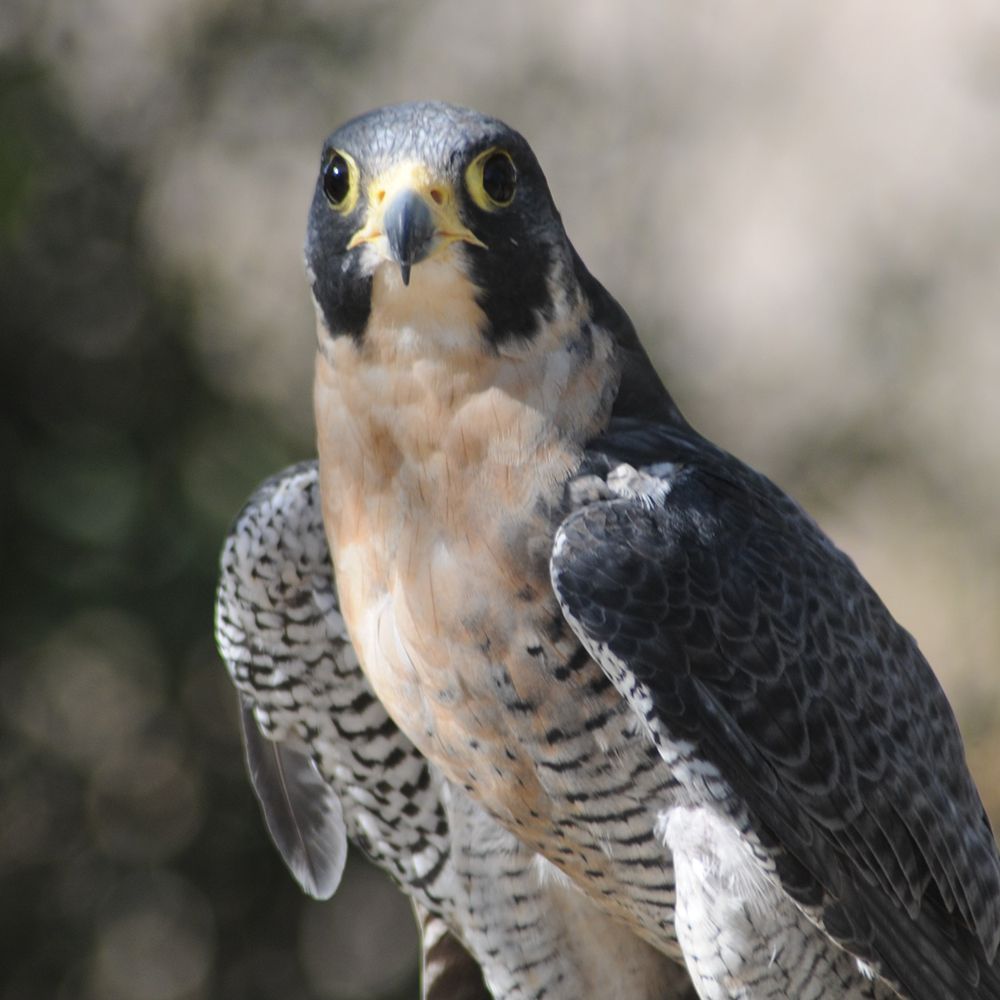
[305,101,582,352]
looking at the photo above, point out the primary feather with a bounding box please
[238,701,347,899]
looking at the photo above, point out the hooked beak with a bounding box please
[382,190,435,286]
[347,164,486,286]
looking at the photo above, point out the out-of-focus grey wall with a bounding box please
[2,2,998,998]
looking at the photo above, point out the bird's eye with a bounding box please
[465,148,517,210]
[481,152,516,204]
[321,150,358,213]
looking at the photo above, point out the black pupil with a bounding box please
[482,153,516,204]
[323,153,350,205]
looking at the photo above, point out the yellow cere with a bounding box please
[348,159,485,252]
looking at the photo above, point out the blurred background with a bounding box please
[2,1,1000,998]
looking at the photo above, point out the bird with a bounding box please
[216,100,1000,999]
[216,461,691,998]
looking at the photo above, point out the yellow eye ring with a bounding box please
[321,148,360,215]
[465,147,517,210]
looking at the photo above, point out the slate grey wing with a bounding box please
[551,419,1000,1000]
[215,461,687,1000]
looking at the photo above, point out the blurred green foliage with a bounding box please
[1,57,417,1000]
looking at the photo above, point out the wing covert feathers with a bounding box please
[552,421,1000,1000]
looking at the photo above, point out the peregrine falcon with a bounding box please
[216,462,688,998]
[217,101,1000,1000]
